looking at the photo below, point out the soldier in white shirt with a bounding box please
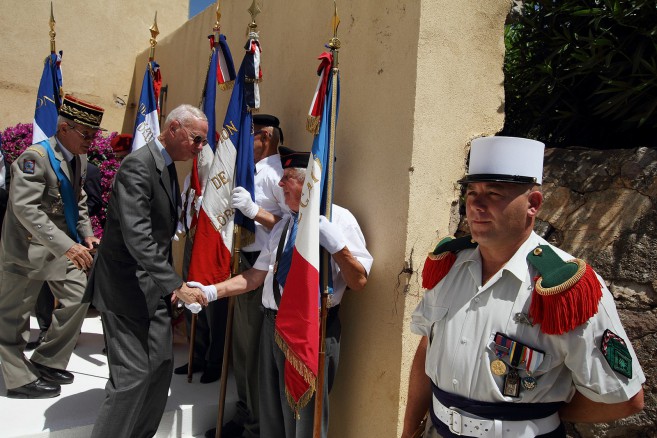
[402,137,645,438]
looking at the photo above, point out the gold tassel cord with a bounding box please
[535,259,587,296]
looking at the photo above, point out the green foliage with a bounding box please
[502,0,657,148]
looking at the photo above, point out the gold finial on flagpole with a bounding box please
[149,12,159,60]
[213,0,222,43]
[247,0,261,34]
[49,2,56,53]
[329,0,341,68]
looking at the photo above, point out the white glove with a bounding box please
[186,281,218,302]
[185,302,202,314]
[172,222,185,241]
[231,187,259,219]
[319,216,347,254]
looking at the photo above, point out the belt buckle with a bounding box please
[449,408,463,435]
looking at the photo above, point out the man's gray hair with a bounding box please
[289,167,306,182]
[163,104,207,130]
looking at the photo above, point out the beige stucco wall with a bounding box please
[0,0,187,133]
[126,1,511,436]
[399,0,511,434]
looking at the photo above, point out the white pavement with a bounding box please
[0,310,236,438]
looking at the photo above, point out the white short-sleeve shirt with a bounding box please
[411,232,645,405]
[241,153,288,253]
[254,205,373,310]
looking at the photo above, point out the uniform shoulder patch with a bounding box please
[23,160,36,174]
[601,329,632,379]
[26,146,46,157]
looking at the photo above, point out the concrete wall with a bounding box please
[125,1,511,436]
[0,0,187,133]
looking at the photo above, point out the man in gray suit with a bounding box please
[0,94,103,398]
[86,104,209,438]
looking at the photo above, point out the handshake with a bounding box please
[184,281,218,314]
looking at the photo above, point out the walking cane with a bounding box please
[214,225,242,438]
[187,313,198,383]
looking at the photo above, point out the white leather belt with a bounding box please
[432,397,560,437]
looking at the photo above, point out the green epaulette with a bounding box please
[422,235,477,290]
[527,245,602,335]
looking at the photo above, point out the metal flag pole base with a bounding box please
[187,313,198,383]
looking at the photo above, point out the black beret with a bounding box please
[253,114,279,127]
[253,113,284,144]
[279,146,310,169]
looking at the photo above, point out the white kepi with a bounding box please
[458,136,545,185]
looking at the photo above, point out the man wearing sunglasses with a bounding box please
[0,94,103,399]
[85,104,209,438]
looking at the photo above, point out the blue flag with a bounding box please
[203,49,218,152]
[32,52,63,143]
[225,59,255,234]
[188,43,256,283]
[132,61,160,151]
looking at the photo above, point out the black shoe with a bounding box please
[174,362,204,375]
[30,360,74,384]
[25,332,47,351]
[200,367,221,384]
[6,378,61,399]
[220,420,245,437]
[204,428,216,438]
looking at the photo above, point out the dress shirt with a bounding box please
[241,153,288,252]
[254,205,373,310]
[411,231,645,405]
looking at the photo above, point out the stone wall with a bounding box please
[538,147,657,437]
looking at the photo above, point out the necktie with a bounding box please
[70,156,81,198]
[275,213,299,288]
[167,162,179,209]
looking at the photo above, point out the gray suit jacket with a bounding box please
[0,137,91,280]
[85,141,181,319]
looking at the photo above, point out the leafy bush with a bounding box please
[503,0,657,148]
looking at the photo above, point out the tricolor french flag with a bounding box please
[32,51,63,144]
[187,37,257,284]
[131,60,161,151]
[274,52,339,416]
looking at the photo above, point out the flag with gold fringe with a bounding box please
[274,51,339,417]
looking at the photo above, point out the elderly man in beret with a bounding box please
[190,146,373,438]
[402,136,645,438]
[0,95,103,399]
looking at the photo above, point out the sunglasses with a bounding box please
[66,123,95,141]
[180,125,208,146]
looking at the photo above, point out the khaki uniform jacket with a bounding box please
[0,137,92,280]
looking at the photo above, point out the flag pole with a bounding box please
[49,2,56,54]
[149,12,159,61]
[209,0,237,434]
[186,4,209,383]
[313,2,340,437]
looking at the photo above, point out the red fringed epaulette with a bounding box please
[527,245,603,335]
[422,235,477,290]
